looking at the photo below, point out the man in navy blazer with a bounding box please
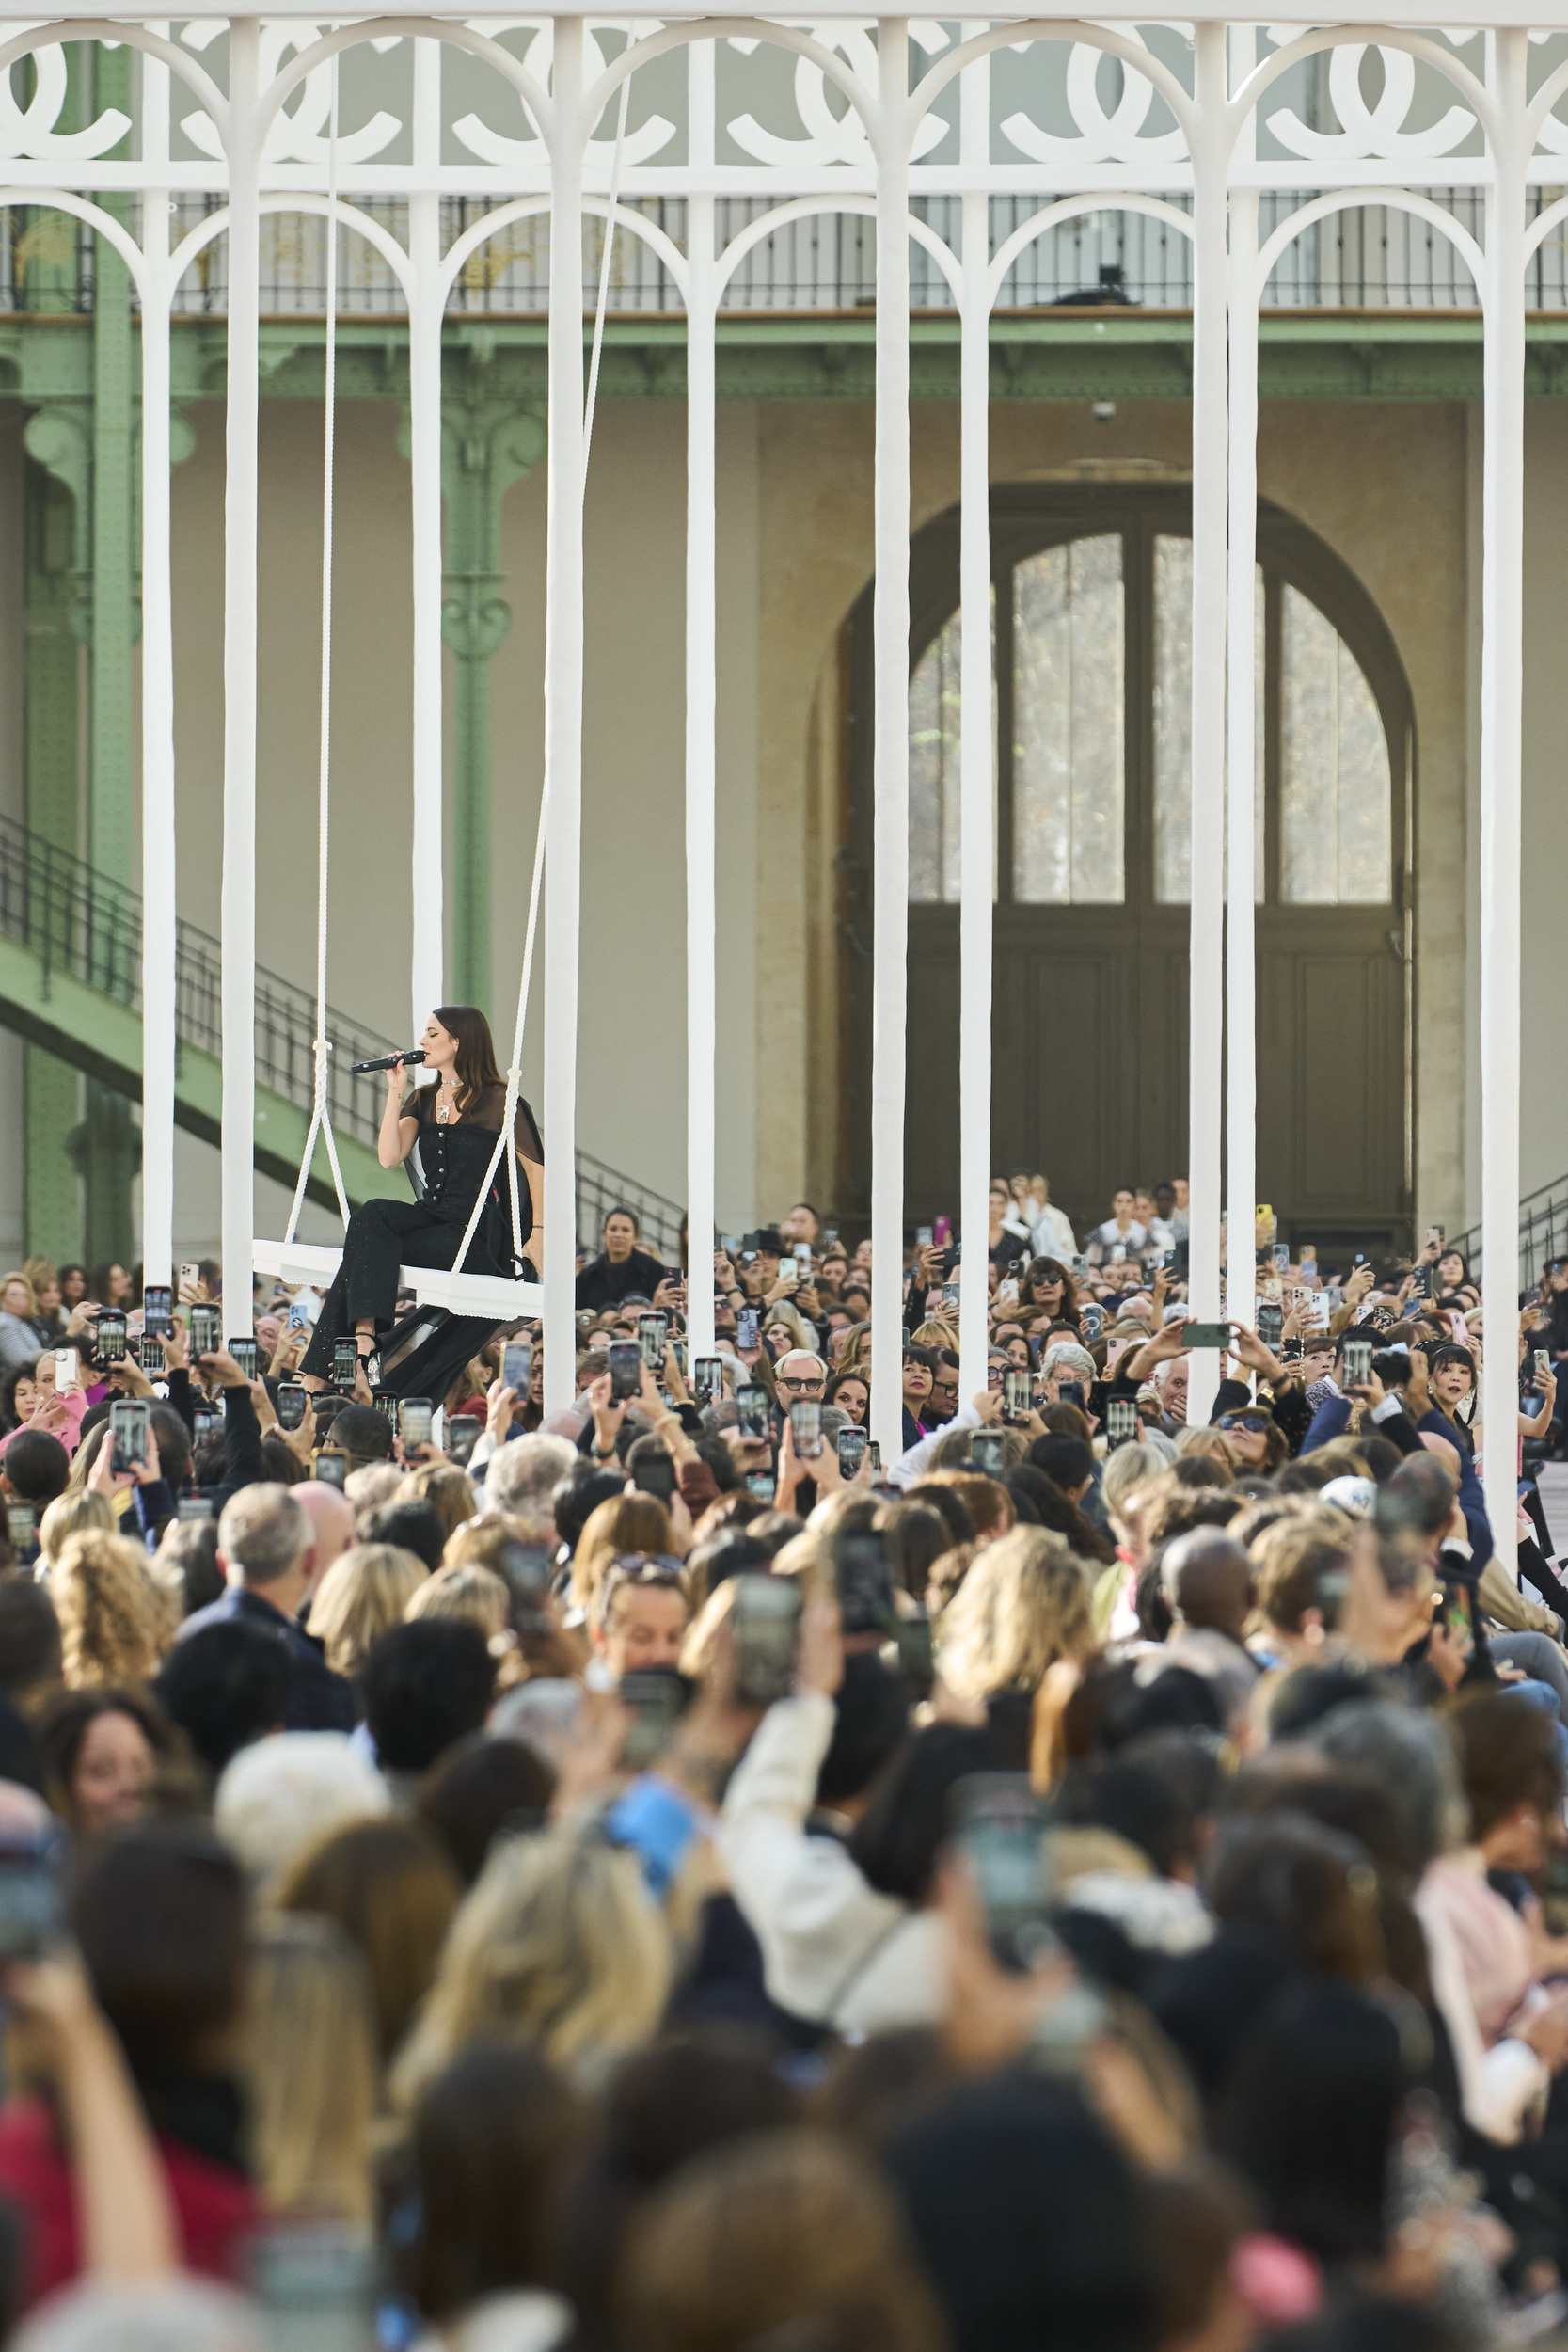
[177,1482,356,1733]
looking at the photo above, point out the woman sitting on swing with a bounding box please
[300,1006,544,1392]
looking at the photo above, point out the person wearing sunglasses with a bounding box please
[1213,1406,1289,1474]
[773,1350,827,1406]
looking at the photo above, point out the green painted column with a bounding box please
[429,352,544,1015]
[22,462,85,1265]
[81,39,138,1272]
[19,48,88,1269]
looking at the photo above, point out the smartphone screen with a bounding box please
[6,1505,35,1555]
[633,1451,676,1502]
[1282,1336,1305,1363]
[446,1413,483,1467]
[1106,1397,1136,1446]
[638,1313,665,1369]
[192,1407,221,1446]
[1342,1340,1373,1384]
[399,1399,434,1449]
[0,1824,68,1963]
[177,1495,214,1524]
[736,1308,760,1352]
[54,1349,78,1391]
[228,1338,259,1381]
[109,1398,150,1473]
[789,1400,822,1459]
[142,1284,173,1337]
[498,1540,553,1601]
[745,1471,775,1502]
[736,1386,770,1439]
[1057,1381,1085,1409]
[951,1773,1055,1973]
[732,1574,802,1707]
[189,1304,221,1359]
[867,1440,881,1473]
[135,1335,165,1376]
[916,1226,934,1250]
[618,1669,690,1770]
[314,1448,347,1490]
[94,1310,126,1365]
[500,1341,531,1396]
[609,1342,641,1402]
[694,1357,722,1406]
[972,1430,1005,1475]
[1181,1322,1230,1351]
[330,1339,357,1390]
[1003,1369,1031,1420]
[837,1425,867,1477]
[1257,1305,1283,1348]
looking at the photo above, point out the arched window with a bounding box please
[847,484,1415,1250]
[907,512,1393,912]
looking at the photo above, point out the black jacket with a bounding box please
[175,1584,356,1734]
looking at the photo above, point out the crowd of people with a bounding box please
[0,1187,1565,2349]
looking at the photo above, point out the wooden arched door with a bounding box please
[840,485,1414,1255]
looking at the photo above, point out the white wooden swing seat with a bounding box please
[251,1238,544,1325]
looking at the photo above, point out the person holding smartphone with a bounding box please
[297,1007,545,1398]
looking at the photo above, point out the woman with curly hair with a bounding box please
[34,1684,180,1836]
[50,1531,172,1688]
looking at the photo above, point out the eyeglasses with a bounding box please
[778,1375,820,1393]
[1217,1412,1271,1435]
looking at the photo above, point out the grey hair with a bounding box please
[217,1483,309,1587]
[484,1431,578,1534]
[1312,1697,1467,1876]
[10,2281,268,2352]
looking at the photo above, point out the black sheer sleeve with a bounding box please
[513,1095,544,1163]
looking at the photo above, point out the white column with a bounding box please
[1184,21,1228,1424]
[870,21,911,1465]
[542,22,585,1411]
[1481,28,1528,1578]
[221,20,261,1334]
[685,36,718,1364]
[139,36,175,1287]
[1225,182,1259,1335]
[408,35,445,1044]
[957,40,991,1402]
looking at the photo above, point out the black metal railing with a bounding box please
[1449,1173,1568,1300]
[0,810,687,1247]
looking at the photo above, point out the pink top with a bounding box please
[1420,1851,1535,2042]
[0,1391,88,1464]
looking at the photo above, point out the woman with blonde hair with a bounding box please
[244,1912,380,2222]
[570,1492,673,1614]
[51,1530,170,1686]
[760,1299,816,1361]
[389,1829,672,2107]
[309,1544,428,1682]
[934,1525,1095,1709]
[395,1460,477,1545]
[406,1562,510,1642]
[37,1487,113,1565]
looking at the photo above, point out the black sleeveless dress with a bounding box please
[299,1082,543,1383]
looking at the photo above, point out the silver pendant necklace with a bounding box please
[436,1081,459,1126]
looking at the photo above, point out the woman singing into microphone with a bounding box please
[300,1006,543,1391]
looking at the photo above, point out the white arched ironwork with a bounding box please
[1,8,1558,1567]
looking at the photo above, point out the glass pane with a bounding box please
[1154,537,1267,905]
[907,602,997,903]
[1153,536,1191,904]
[1012,536,1125,904]
[1280,585,1392,903]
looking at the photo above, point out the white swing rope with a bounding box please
[447,51,633,1295]
[283,54,351,1245]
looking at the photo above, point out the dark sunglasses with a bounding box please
[1217,1412,1272,1435]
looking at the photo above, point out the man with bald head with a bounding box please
[1154,1531,1259,1724]
[293,1481,355,1585]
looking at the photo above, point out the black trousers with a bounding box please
[299,1196,479,1379]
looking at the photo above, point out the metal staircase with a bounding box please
[0,811,685,1255]
[1448,1177,1568,1303]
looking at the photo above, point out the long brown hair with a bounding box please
[433,1005,503,1114]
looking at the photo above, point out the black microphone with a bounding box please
[350,1048,426,1074]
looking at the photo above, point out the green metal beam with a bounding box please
[0,931,405,1215]
[6,307,1563,409]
